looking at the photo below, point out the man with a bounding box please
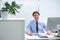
[25,11,47,36]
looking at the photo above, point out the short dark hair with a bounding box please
[32,11,40,16]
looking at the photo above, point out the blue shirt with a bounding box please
[26,20,47,33]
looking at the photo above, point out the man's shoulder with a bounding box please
[39,19,47,25]
[27,20,35,25]
[29,20,35,22]
[39,20,47,25]
[38,21,46,25]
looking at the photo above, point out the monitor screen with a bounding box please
[47,17,60,32]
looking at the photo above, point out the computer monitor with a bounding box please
[47,17,60,32]
[0,19,25,40]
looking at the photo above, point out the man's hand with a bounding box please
[25,31,32,36]
[46,32,51,35]
[27,32,32,36]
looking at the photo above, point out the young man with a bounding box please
[25,11,47,36]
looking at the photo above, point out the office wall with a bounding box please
[39,0,60,20]
[0,0,2,9]
[0,0,60,27]
[0,0,1,17]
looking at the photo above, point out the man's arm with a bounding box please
[43,23,47,33]
[43,23,51,35]
[25,21,32,36]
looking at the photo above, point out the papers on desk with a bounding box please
[25,33,48,39]
[25,33,40,39]
[38,35,48,38]
[25,33,56,39]
[25,33,60,40]
[37,33,48,38]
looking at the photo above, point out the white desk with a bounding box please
[25,33,60,40]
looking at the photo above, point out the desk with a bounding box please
[25,33,60,40]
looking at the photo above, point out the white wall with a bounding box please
[40,0,60,20]
[0,0,2,9]
[0,0,60,27]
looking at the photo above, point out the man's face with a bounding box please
[33,13,40,21]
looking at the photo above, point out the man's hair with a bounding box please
[32,11,40,16]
